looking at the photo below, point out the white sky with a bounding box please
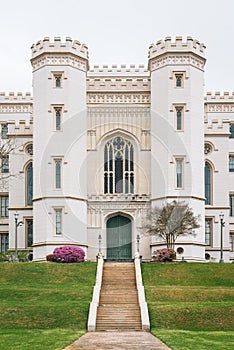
[0,0,234,93]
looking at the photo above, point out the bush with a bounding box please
[53,246,85,263]
[46,254,54,262]
[152,248,176,262]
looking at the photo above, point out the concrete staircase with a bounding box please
[95,262,142,331]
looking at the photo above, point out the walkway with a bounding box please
[63,331,172,350]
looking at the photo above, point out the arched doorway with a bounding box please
[106,215,132,260]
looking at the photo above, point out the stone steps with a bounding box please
[95,262,142,331]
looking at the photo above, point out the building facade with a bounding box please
[0,36,233,262]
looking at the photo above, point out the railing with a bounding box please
[87,254,103,331]
[134,253,150,331]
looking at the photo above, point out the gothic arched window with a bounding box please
[26,163,33,206]
[104,137,134,194]
[205,162,212,205]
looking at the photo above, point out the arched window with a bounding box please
[205,162,212,205]
[104,136,134,194]
[26,163,33,206]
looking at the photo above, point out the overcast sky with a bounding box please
[0,0,234,93]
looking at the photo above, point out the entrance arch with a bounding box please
[106,215,132,260]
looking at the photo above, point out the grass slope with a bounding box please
[141,262,234,350]
[0,262,97,350]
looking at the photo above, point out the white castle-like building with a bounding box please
[0,36,233,262]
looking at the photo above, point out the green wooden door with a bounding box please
[107,215,132,260]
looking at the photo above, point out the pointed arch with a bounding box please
[26,162,33,206]
[104,136,134,194]
[204,161,213,205]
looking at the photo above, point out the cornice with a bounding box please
[31,52,88,72]
[149,52,205,72]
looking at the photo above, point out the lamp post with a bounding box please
[219,212,225,263]
[98,234,102,255]
[14,212,23,262]
[136,234,140,254]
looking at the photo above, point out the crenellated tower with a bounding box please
[148,36,206,260]
[31,37,89,260]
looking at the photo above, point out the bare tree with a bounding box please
[0,137,17,180]
[142,200,200,249]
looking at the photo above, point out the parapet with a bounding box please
[205,91,234,102]
[0,92,33,102]
[148,36,206,60]
[31,37,89,60]
[7,120,33,135]
[88,64,149,77]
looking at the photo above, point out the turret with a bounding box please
[31,37,89,261]
[149,36,206,261]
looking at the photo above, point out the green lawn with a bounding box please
[0,262,97,350]
[1,262,234,350]
[141,262,234,350]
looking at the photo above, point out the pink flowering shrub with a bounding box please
[152,248,176,262]
[53,246,85,263]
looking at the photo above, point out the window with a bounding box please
[1,156,9,173]
[0,232,8,252]
[175,107,183,131]
[230,124,234,138]
[230,195,234,216]
[1,124,8,139]
[176,159,183,188]
[53,72,63,88]
[1,196,8,217]
[230,233,234,252]
[55,108,62,131]
[26,163,33,206]
[104,137,134,194]
[175,74,183,87]
[205,219,212,246]
[229,155,234,172]
[55,159,62,189]
[55,209,62,235]
[26,219,33,247]
[205,162,212,205]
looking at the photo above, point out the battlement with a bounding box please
[87,77,150,91]
[88,64,149,76]
[7,120,33,134]
[148,36,206,60]
[205,91,234,102]
[31,37,89,60]
[204,118,230,133]
[0,92,33,102]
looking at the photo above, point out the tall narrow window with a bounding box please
[175,107,183,131]
[176,159,183,188]
[26,163,33,206]
[55,160,62,189]
[205,219,212,246]
[230,195,234,216]
[0,196,8,217]
[0,232,8,252]
[229,155,234,172]
[55,108,62,131]
[205,162,212,205]
[230,233,234,252]
[1,124,8,139]
[175,74,182,87]
[104,137,134,194]
[1,156,9,173]
[230,124,234,138]
[55,209,62,235]
[26,219,33,247]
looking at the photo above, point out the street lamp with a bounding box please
[14,212,23,262]
[136,234,140,254]
[98,234,102,255]
[219,212,225,263]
